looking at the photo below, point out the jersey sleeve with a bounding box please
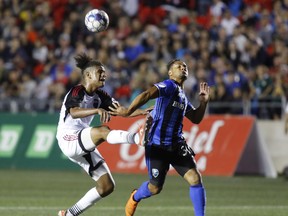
[97,89,118,111]
[185,100,195,114]
[154,79,175,96]
[64,85,85,113]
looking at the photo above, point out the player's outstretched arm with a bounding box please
[185,82,210,124]
[70,107,111,123]
[109,102,149,117]
[109,86,158,117]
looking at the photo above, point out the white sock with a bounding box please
[106,130,139,144]
[66,188,102,216]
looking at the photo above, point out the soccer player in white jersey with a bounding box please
[57,53,147,216]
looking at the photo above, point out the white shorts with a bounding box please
[57,127,112,181]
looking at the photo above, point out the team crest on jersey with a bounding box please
[152,168,159,178]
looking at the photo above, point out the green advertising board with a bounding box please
[0,113,100,170]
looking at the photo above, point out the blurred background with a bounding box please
[0,0,287,117]
[0,0,287,172]
[0,1,288,215]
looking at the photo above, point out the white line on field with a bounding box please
[0,206,287,211]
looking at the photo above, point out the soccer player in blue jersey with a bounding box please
[109,59,210,216]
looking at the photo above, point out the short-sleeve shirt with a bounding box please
[57,84,116,131]
[148,79,194,147]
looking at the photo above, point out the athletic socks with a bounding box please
[66,187,102,216]
[133,181,152,202]
[106,130,139,144]
[189,184,206,216]
[128,181,206,216]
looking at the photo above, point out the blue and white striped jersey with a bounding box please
[148,79,195,147]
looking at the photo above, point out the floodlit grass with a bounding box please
[0,170,287,216]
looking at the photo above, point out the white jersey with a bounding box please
[57,84,115,133]
[56,84,116,182]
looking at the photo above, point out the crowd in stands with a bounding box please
[0,0,287,119]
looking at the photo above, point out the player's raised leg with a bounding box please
[106,129,140,145]
[88,126,141,146]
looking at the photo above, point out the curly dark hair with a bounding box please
[74,53,104,74]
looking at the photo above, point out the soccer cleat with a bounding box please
[137,113,153,146]
[58,210,67,216]
[125,190,138,216]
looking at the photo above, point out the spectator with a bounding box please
[270,74,285,119]
[220,9,240,37]
[54,33,74,62]
[209,0,227,17]
[229,87,244,114]
[225,40,241,69]
[285,102,288,134]
[0,0,287,120]
[252,65,274,118]
[210,82,230,114]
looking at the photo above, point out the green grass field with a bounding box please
[0,170,287,216]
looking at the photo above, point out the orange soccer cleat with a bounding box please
[125,190,139,216]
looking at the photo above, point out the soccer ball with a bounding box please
[84,9,109,33]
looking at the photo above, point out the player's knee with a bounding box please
[93,125,110,134]
[190,176,201,186]
[96,181,115,197]
[185,169,202,186]
[91,126,111,141]
[148,184,162,195]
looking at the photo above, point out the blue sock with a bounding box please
[133,181,152,202]
[189,184,206,216]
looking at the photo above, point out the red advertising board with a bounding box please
[97,115,255,176]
